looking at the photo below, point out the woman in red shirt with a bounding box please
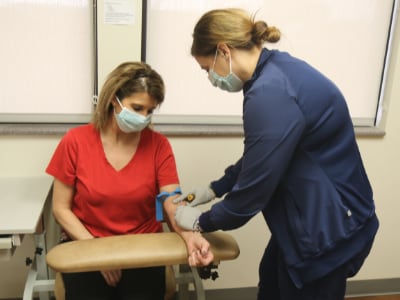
[46,62,213,300]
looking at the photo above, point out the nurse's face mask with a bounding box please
[114,96,152,133]
[208,49,244,92]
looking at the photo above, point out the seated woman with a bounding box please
[46,62,213,300]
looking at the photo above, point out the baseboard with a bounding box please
[7,278,400,300]
[183,278,400,300]
[346,278,400,297]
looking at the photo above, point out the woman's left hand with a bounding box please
[181,232,214,267]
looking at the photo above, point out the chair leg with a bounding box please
[174,264,206,300]
[190,266,205,300]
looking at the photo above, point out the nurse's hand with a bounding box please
[173,186,215,207]
[175,205,202,231]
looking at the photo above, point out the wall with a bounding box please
[146,0,395,127]
[0,11,399,300]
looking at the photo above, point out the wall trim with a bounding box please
[0,123,386,137]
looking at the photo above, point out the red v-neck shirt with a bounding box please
[46,124,179,237]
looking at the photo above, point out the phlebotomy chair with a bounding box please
[46,231,240,300]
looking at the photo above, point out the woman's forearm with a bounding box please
[163,196,214,266]
[53,208,94,241]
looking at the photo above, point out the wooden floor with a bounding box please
[346,296,400,300]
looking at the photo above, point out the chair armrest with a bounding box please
[46,231,240,273]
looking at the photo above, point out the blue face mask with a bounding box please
[208,50,244,92]
[114,97,152,133]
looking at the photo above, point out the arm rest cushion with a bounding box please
[46,231,240,273]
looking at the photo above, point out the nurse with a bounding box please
[174,8,379,300]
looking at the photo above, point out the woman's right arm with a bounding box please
[52,179,122,286]
[52,178,94,241]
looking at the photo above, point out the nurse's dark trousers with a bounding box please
[257,237,373,300]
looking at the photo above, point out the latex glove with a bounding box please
[173,186,216,207]
[175,205,202,231]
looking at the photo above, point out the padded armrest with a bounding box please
[46,231,240,273]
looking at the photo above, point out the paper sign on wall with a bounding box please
[104,0,135,24]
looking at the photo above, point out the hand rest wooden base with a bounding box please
[46,231,240,273]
